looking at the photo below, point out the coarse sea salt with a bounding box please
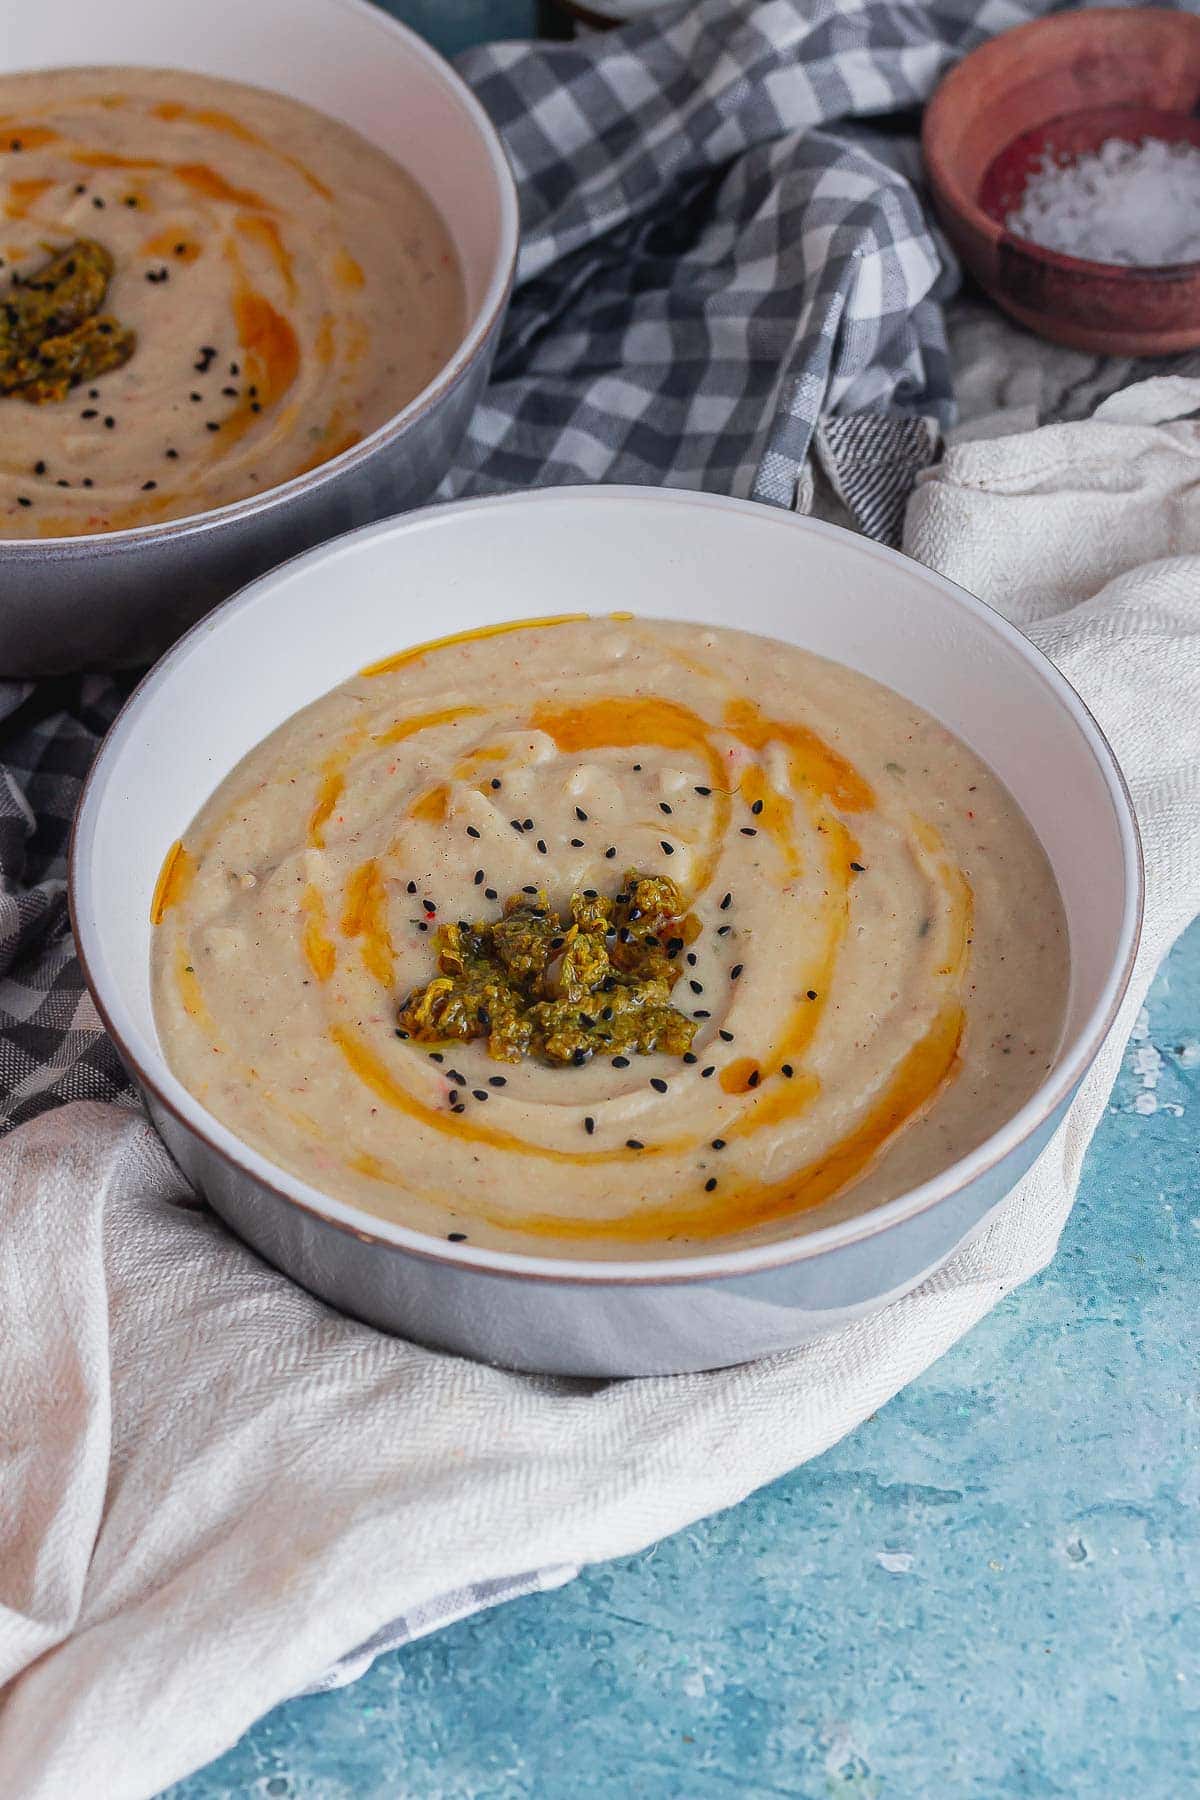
[1005,136,1200,266]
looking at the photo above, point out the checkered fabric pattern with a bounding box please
[0,0,1175,1133]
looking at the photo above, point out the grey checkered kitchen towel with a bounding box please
[0,0,1148,1713]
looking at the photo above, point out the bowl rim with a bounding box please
[922,4,1200,280]
[0,0,520,552]
[68,485,1145,1287]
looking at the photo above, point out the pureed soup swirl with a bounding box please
[0,68,464,536]
[150,616,1069,1260]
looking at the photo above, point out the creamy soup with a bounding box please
[151,616,1069,1260]
[0,68,464,537]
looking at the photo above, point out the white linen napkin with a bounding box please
[3,379,1200,1798]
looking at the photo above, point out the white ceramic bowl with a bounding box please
[69,488,1142,1376]
[0,0,517,674]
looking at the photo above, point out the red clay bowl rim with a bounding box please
[0,0,520,552]
[68,487,1145,1289]
[922,6,1200,281]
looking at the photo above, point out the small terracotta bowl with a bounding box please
[922,7,1200,355]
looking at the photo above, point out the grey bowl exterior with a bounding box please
[140,1081,1074,1377]
[0,324,504,677]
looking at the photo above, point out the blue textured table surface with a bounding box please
[165,6,1199,1794]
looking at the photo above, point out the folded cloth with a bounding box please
[4,379,1200,1795]
[4,6,1200,1796]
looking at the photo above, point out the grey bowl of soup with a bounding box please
[69,488,1143,1376]
[0,0,517,674]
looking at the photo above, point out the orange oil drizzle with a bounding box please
[330,1025,679,1165]
[498,998,965,1243]
[300,885,336,982]
[360,614,591,678]
[141,226,201,263]
[0,126,60,151]
[5,178,52,219]
[235,212,295,299]
[725,696,874,814]
[174,939,215,1033]
[150,840,195,923]
[150,100,332,198]
[340,859,394,986]
[373,704,484,749]
[333,248,364,290]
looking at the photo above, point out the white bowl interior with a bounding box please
[3,0,511,326]
[73,489,1139,1273]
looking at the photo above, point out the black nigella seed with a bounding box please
[485,887,498,900]
[451,1103,466,1115]
[720,892,732,911]
[536,839,548,855]
[33,459,45,475]
[490,778,502,791]
[82,478,93,487]
[718,1029,734,1043]
[166,448,179,459]
[633,764,642,771]
[395,1028,409,1039]
[92,196,105,208]
[650,1078,668,1094]
[16,496,31,508]
[584,1117,595,1135]
[782,1063,795,1078]
[572,1048,588,1066]
[747,1069,760,1089]
[693,1009,711,1019]
[730,963,744,981]
[429,1052,444,1062]
[550,936,565,950]
[682,1052,698,1065]
[103,416,115,429]
[583,888,599,898]
[205,421,220,432]
[448,1069,466,1085]
[406,880,417,894]
[686,952,697,967]
[711,1138,726,1150]
[612,1055,630,1069]
[626,1138,644,1151]
[660,841,675,856]
[751,798,764,815]
[230,362,240,376]
[221,385,238,397]
[701,1066,715,1079]
[510,820,524,833]
[474,870,484,885]
[695,785,711,796]
[473,1090,489,1103]
[174,243,187,255]
[849,861,866,872]
[448,1089,461,1105]
[575,806,588,821]
[717,924,731,937]
[522,884,537,896]
[605,846,616,859]
[189,392,202,402]
[705,1177,718,1193]
[416,921,428,932]
[250,402,261,413]
[141,480,156,491]
[489,1076,506,1088]
[570,838,584,848]
[81,408,98,419]
[523,818,533,830]
[740,827,757,837]
[689,979,703,995]
[466,825,480,839]
[807,989,818,1000]
[448,1232,466,1242]
[424,899,437,913]
[659,802,672,815]
[56,478,69,487]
